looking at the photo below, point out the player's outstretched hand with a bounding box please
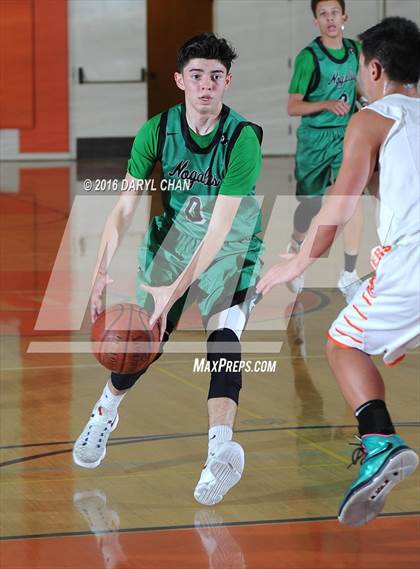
[325,100,350,116]
[141,283,177,341]
[256,254,301,296]
[90,271,113,323]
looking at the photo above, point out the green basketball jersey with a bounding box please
[302,38,359,128]
[157,103,263,242]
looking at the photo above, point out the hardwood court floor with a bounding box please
[0,162,419,568]
[1,516,419,569]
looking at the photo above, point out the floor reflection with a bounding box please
[194,509,246,569]
[287,299,323,424]
[73,489,132,569]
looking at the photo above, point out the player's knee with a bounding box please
[207,328,242,404]
[110,328,172,391]
[207,327,240,352]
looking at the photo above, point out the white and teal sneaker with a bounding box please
[339,434,418,527]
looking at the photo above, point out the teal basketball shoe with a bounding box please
[339,434,418,527]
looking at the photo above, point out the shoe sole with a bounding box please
[194,442,244,506]
[72,414,119,469]
[338,448,419,527]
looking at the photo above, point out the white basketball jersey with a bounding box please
[366,94,420,246]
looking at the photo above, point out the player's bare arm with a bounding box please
[90,172,142,321]
[288,92,350,117]
[257,109,394,295]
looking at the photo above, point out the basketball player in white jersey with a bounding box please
[257,16,420,527]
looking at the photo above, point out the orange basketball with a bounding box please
[91,304,161,374]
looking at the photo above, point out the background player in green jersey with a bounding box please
[73,34,264,506]
[287,0,364,301]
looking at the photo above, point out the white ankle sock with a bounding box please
[208,425,233,455]
[98,382,125,415]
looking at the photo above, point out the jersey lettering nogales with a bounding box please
[157,103,263,241]
[168,160,221,189]
[303,37,359,128]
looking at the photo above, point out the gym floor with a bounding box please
[0,159,419,568]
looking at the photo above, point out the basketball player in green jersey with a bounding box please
[73,34,264,506]
[288,0,363,301]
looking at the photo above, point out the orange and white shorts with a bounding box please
[328,243,420,366]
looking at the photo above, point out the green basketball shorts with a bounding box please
[295,124,346,197]
[136,217,263,327]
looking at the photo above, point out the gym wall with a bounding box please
[0,0,418,160]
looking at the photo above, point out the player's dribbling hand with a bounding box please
[90,271,114,323]
[256,254,301,296]
[141,283,177,341]
[325,100,350,116]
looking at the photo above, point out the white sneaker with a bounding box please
[337,270,363,303]
[73,404,119,469]
[286,241,304,293]
[194,441,244,506]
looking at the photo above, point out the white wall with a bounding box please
[214,0,384,155]
[69,0,147,143]
[214,1,292,154]
[65,0,420,154]
[386,0,420,22]
[65,0,420,155]
[3,0,417,160]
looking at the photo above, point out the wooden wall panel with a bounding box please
[147,0,213,117]
[0,0,34,129]
[20,0,69,153]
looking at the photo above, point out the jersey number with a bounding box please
[185,197,205,224]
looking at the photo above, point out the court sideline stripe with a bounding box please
[0,422,418,464]
[0,511,419,541]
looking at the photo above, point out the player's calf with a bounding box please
[194,328,244,505]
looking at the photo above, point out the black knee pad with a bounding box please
[294,196,323,233]
[110,328,172,391]
[207,328,242,404]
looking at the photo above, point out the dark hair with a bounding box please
[176,33,238,73]
[359,17,420,84]
[311,0,345,17]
